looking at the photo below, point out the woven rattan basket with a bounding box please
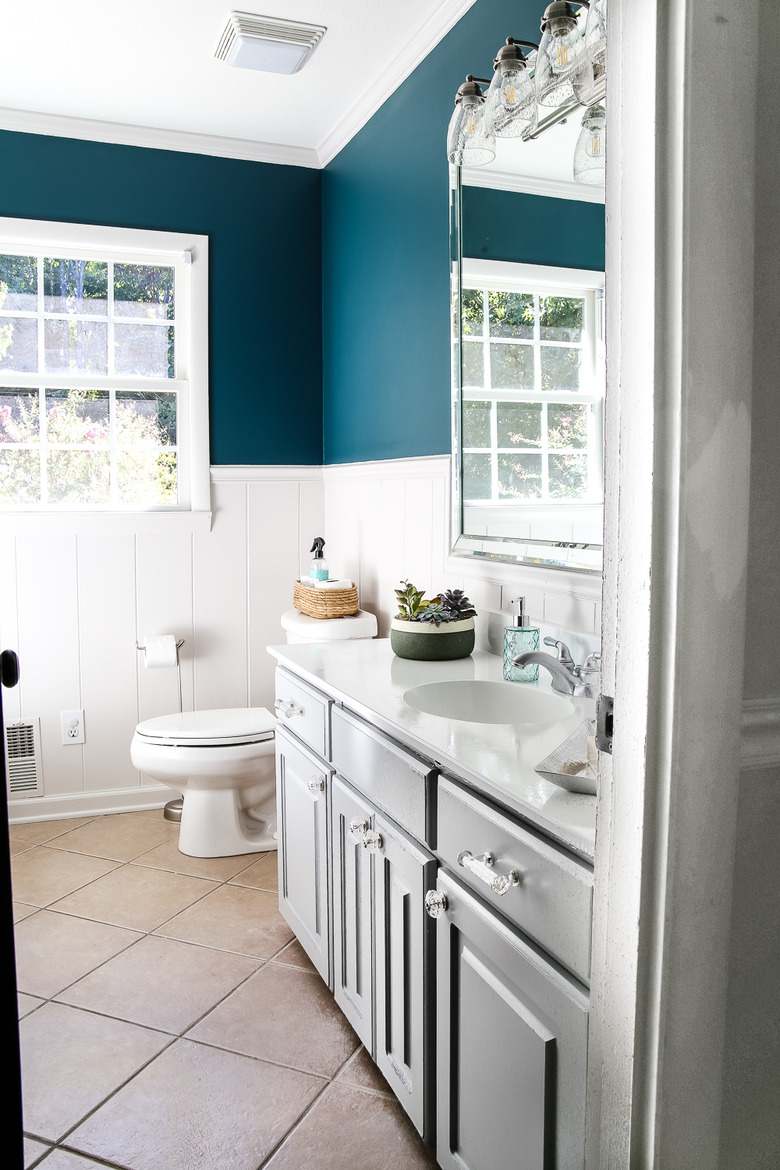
[293,579,359,619]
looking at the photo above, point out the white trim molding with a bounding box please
[321,454,449,480]
[740,697,780,770]
[0,106,320,169]
[210,465,325,483]
[462,168,606,205]
[7,785,177,824]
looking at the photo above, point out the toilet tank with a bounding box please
[281,608,377,644]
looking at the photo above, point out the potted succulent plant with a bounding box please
[390,581,477,660]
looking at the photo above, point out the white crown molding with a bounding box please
[462,167,606,204]
[210,465,325,482]
[740,697,780,771]
[0,106,320,169]
[316,0,477,167]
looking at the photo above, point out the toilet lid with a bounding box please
[135,707,275,747]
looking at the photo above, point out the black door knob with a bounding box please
[0,649,20,689]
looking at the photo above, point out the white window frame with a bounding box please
[0,217,209,515]
[460,258,605,507]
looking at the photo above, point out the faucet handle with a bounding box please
[543,637,575,669]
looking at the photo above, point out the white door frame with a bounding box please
[588,1,758,1165]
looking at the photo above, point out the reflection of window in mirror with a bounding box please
[459,259,604,563]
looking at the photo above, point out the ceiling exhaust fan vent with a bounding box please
[214,11,327,75]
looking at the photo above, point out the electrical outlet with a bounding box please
[61,709,85,745]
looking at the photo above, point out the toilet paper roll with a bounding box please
[142,635,179,669]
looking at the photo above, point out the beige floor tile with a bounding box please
[58,934,260,1033]
[188,961,359,1077]
[264,1082,437,1170]
[68,1038,325,1170]
[156,883,293,958]
[271,937,318,973]
[23,1135,50,1168]
[15,910,141,998]
[14,901,40,923]
[20,1001,170,1142]
[34,1149,106,1169]
[18,993,44,1019]
[51,813,176,862]
[10,819,94,847]
[50,864,217,931]
[337,1045,394,1096]
[11,848,119,908]
[134,836,259,881]
[10,836,36,856]
[227,849,278,892]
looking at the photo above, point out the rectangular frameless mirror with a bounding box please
[450,166,605,574]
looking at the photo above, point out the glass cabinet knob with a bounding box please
[425,889,448,919]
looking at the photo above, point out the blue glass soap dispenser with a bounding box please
[502,597,540,682]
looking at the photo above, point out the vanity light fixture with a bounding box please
[214,11,327,75]
[447,0,607,185]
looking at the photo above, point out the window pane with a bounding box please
[44,259,108,315]
[491,342,534,390]
[462,400,490,448]
[489,291,534,338]
[0,449,40,503]
[0,389,39,442]
[549,453,588,498]
[462,340,484,387]
[539,296,583,341]
[498,453,542,499]
[461,289,484,337]
[0,255,37,311]
[47,450,110,504]
[540,346,582,392]
[116,391,176,446]
[497,402,542,448]
[0,318,38,372]
[114,323,174,378]
[46,390,110,444]
[547,403,589,449]
[117,451,177,505]
[114,264,175,321]
[463,452,491,500]
[44,319,108,373]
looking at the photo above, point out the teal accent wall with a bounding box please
[0,130,323,465]
[462,186,606,269]
[321,0,605,465]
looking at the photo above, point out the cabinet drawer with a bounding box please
[331,707,433,843]
[274,667,331,759]
[437,774,593,984]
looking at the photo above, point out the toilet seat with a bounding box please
[135,707,275,748]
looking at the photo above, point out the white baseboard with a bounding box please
[8,784,178,824]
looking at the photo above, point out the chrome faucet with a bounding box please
[513,637,601,698]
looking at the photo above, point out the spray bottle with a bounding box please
[308,537,329,582]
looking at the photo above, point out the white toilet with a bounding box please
[130,608,377,858]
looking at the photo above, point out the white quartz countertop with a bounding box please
[267,640,597,862]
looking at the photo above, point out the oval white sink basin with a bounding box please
[403,680,573,725]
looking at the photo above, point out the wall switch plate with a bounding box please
[61,709,85,745]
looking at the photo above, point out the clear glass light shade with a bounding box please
[585,0,607,66]
[535,24,589,107]
[485,62,536,138]
[447,98,496,167]
[573,104,606,185]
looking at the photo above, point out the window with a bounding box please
[459,260,604,507]
[0,219,208,512]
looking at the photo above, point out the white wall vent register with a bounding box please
[214,11,327,75]
[4,717,43,799]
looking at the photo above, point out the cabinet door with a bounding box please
[331,775,374,1051]
[275,726,331,985]
[435,872,589,1170]
[374,812,436,1141]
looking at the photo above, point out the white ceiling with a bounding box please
[0,0,475,168]
[0,0,603,200]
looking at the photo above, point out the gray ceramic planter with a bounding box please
[390,617,475,661]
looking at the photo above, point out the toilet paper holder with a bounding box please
[136,637,186,712]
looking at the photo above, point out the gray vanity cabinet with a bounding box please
[275,724,332,984]
[331,769,436,1141]
[433,870,589,1170]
